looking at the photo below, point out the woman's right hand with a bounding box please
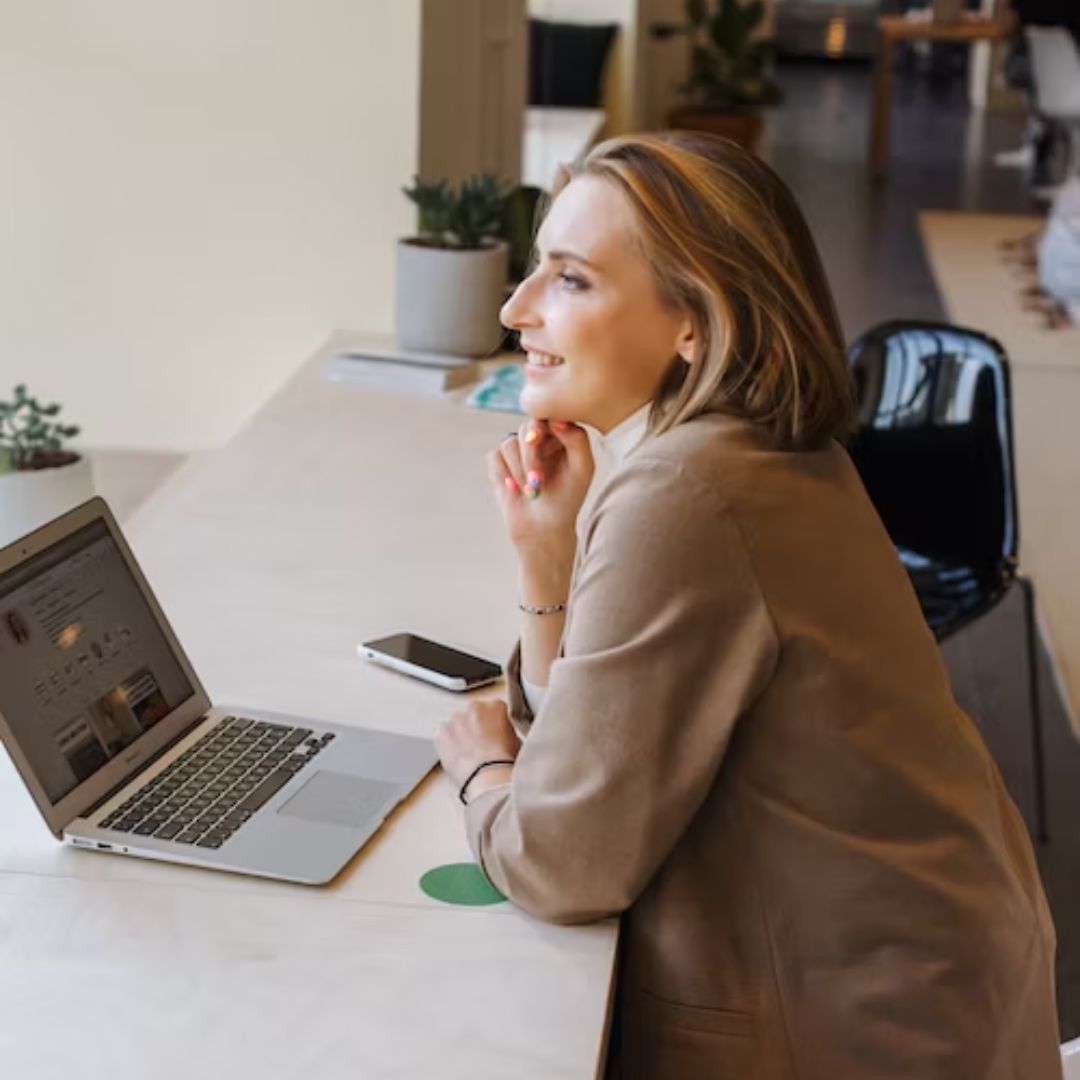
[486,419,595,580]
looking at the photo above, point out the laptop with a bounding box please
[0,497,436,884]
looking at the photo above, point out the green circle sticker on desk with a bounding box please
[420,863,507,906]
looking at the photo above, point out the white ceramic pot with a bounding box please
[395,239,509,356]
[0,455,95,548]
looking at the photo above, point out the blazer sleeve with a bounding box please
[465,455,779,924]
[504,640,537,739]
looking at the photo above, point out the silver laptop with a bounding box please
[0,497,436,884]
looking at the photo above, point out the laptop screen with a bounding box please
[0,519,196,804]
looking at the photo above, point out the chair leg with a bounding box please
[1018,576,1049,844]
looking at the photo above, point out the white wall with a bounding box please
[0,1,422,451]
[528,0,639,132]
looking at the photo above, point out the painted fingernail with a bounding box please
[526,488,542,500]
[527,469,542,489]
[524,426,541,445]
[504,476,521,495]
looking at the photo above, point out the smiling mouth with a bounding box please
[524,349,565,368]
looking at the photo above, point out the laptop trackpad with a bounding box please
[277,770,399,828]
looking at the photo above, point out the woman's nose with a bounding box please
[500,275,541,331]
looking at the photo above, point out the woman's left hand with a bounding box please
[436,699,521,797]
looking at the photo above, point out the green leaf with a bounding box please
[742,0,764,31]
[659,0,778,107]
[0,387,79,457]
[712,0,749,56]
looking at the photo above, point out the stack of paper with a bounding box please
[324,334,481,396]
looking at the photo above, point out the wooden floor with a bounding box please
[762,56,1037,338]
[764,57,1080,1039]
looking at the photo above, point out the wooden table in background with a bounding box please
[869,15,1013,181]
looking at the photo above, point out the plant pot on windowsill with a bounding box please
[0,387,92,548]
[395,237,509,357]
[396,174,512,358]
[666,105,764,152]
[652,0,781,156]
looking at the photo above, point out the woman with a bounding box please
[435,133,1060,1079]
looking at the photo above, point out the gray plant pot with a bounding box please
[0,455,94,548]
[395,239,509,357]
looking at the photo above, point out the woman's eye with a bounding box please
[557,271,588,291]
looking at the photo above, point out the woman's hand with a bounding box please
[486,419,594,581]
[436,699,520,801]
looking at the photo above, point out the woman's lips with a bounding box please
[522,345,565,376]
[525,366,558,379]
[524,355,564,378]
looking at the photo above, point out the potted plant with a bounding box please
[651,0,782,153]
[396,174,511,357]
[0,385,91,547]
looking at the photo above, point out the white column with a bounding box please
[420,0,527,184]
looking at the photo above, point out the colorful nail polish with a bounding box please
[526,488,541,500]
[527,469,542,489]
[504,476,521,495]
[524,426,540,445]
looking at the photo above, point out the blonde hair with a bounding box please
[555,132,854,451]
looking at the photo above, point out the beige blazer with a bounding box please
[465,412,1061,1080]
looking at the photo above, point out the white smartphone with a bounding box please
[360,633,503,693]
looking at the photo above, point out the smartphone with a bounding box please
[359,633,503,693]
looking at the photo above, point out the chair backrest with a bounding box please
[1026,26,1080,120]
[846,321,1018,584]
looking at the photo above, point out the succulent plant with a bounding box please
[0,385,81,473]
[403,173,511,250]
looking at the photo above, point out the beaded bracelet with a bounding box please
[459,759,516,805]
[518,600,567,616]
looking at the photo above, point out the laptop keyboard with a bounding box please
[98,716,335,850]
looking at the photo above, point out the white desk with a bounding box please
[0,333,618,1079]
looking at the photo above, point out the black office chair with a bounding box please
[846,321,1047,842]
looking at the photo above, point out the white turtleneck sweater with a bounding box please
[521,403,652,712]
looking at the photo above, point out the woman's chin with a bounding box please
[519,384,561,418]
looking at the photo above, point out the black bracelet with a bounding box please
[459,758,516,805]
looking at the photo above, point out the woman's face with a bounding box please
[500,176,694,433]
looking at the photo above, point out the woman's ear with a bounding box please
[674,314,696,365]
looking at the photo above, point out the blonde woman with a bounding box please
[435,134,1060,1079]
